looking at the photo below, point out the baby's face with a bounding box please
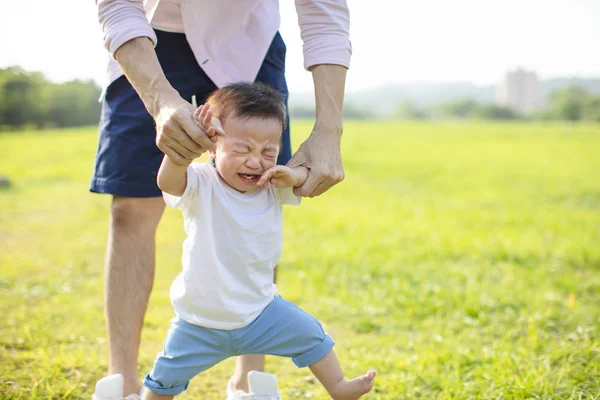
[211,116,281,193]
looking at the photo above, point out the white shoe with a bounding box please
[226,371,281,400]
[92,374,141,400]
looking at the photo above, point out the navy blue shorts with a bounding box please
[90,30,291,198]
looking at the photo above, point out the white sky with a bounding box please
[0,0,599,92]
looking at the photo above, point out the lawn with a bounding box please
[1,121,599,399]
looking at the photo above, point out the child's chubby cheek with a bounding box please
[263,160,277,171]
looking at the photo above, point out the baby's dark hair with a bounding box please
[206,82,287,132]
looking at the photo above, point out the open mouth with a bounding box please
[238,173,261,183]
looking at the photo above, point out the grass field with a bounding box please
[1,121,599,399]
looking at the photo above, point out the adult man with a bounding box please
[91,0,351,398]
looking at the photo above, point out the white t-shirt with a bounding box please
[163,163,301,330]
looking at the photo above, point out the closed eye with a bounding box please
[263,148,278,158]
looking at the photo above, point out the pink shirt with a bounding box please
[97,0,352,90]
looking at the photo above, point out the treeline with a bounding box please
[290,102,374,120]
[0,66,101,130]
[290,85,600,122]
[395,85,600,122]
[3,66,599,129]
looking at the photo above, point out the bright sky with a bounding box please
[1,0,599,92]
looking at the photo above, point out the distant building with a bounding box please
[496,68,542,115]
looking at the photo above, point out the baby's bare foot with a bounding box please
[330,369,376,400]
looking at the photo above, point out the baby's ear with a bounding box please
[208,149,217,159]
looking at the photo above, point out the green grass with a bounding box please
[1,121,599,399]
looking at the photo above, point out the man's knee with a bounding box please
[110,196,165,233]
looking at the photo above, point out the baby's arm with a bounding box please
[157,156,189,196]
[257,165,309,189]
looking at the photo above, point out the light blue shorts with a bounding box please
[143,296,335,396]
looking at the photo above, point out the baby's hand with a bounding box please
[257,166,299,190]
[193,103,225,144]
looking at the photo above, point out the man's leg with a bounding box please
[105,196,165,395]
[91,30,219,396]
[228,355,266,393]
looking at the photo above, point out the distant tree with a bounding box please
[395,101,428,120]
[0,66,101,130]
[0,67,46,128]
[582,96,600,122]
[437,99,479,119]
[545,85,590,121]
[472,104,521,120]
[288,104,315,119]
[46,80,101,127]
[289,102,375,120]
[343,102,375,119]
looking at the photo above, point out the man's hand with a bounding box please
[288,64,347,197]
[114,37,222,166]
[257,165,306,190]
[154,97,222,166]
[287,126,344,197]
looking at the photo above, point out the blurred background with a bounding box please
[1,0,599,128]
[1,1,599,399]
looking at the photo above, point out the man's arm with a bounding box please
[288,65,346,197]
[290,0,351,197]
[115,38,214,165]
[97,0,215,165]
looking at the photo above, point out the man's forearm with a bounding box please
[115,37,180,118]
[310,64,347,135]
